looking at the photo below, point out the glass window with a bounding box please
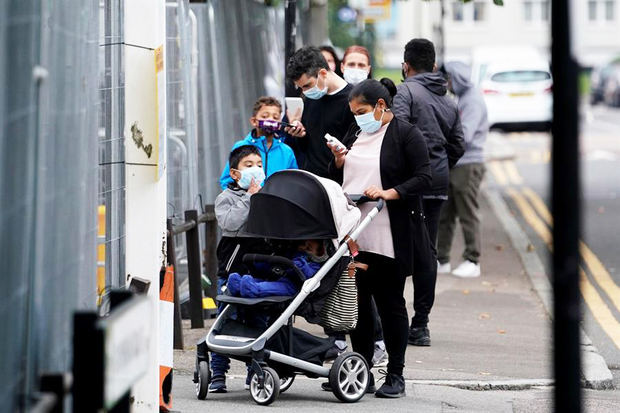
[491,70,552,83]
[541,0,550,21]
[589,0,598,20]
[474,2,486,21]
[452,1,464,22]
[605,0,615,20]
[524,1,533,21]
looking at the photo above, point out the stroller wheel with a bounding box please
[195,361,210,400]
[328,352,369,403]
[279,375,295,393]
[250,367,280,405]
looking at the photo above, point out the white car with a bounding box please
[479,60,553,130]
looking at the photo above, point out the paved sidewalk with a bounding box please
[171,190,619,412]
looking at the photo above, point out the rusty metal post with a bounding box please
[184,210,204,328]
[203,205,219,303]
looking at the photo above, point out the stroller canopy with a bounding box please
[246,170,360,241]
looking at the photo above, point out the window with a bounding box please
[523,0,549,23]
[473,2,486,21]
[452,1,464,22]
[451,1,486,23]
[588,0,616,22]
[491,70,551,83]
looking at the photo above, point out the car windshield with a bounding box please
[491,70,551,83]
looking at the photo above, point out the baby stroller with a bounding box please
[193,170,385,405]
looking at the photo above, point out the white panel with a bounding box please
[123,0,167,411]
[125,0,161,49]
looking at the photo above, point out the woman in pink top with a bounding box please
[327,78,432,398]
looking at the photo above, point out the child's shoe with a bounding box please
[208,374,227,393]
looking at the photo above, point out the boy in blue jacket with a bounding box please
[219,96,298,189]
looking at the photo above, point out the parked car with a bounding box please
[590,62,620,105]
[603,65,620,107]
[479,59,553,131]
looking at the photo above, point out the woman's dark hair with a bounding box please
[229,145,260,170]
[349,78,397,108]
[286,46,329,81]
[319,45,342,77]
[404,38,435,73]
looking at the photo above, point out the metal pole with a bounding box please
[185,210,204,328]
[285,0,297,97]
[167,219,184,349]
[551,1,581,412]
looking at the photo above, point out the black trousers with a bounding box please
[411,198,444,328]
[350,252,408,376]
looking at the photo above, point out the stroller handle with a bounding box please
[242,254,307,285]
[346,194,385,212]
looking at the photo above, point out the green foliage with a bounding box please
[328,0,376,56]
[373,67,403,84]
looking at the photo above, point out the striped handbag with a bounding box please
[319,262,359,332]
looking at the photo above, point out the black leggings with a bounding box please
[350,252,409,376]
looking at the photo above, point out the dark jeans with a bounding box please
[211,278,230,376]
[410,198,443,328]
[437,163,485,264]
[350,252,408,376]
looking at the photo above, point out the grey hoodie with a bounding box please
[393,71,465,197]
[214,186,252,237]
[444,61,488,166]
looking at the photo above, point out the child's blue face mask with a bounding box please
[236,166,265,189]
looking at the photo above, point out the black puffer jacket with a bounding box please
[392,72,465,198]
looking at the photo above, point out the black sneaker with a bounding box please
[321,372,376,393]
[375,372,406,398]
[408,326,431,346]
[208,374,227,393]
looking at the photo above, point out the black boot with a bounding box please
[375,372,406,398]
[408,326,431,346]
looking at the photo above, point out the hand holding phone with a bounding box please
[325,133,347,155]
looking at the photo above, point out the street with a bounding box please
[487,104,620,370]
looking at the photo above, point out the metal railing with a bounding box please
[167,205,218,349]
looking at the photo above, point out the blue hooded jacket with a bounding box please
[219,131,298,190]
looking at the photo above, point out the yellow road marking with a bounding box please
[580,269,620,348]
[488,161,509,186]
[507,187,620,348]
[503,161,524,185]
[521,187,553,226]
[506,188,552,246]
[518,187,620,314]
[580,242,620,314]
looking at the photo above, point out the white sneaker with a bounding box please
[452,260,481,278]
[437,261,451,274]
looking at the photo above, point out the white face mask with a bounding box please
[343,68,369,85]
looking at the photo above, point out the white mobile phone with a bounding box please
[285,97,304,117]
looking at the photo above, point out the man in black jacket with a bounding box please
[392,38,465,347]
[285,46,355,178]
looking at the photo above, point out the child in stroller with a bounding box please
[226,240,327,298]
[194,170,384,406]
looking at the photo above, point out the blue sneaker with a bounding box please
[209,374,227,393]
